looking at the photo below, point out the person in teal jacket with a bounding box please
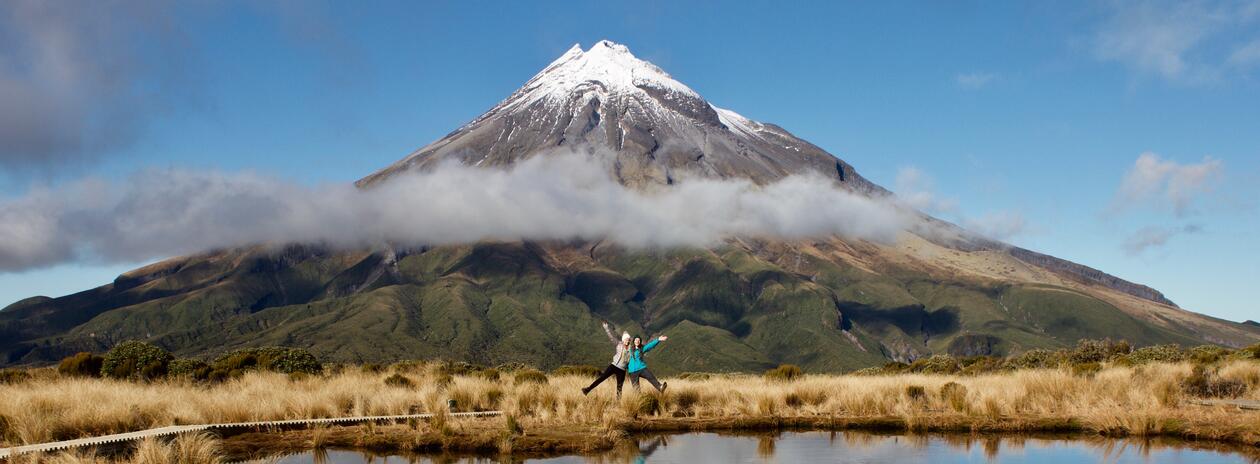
[627,334,668,392]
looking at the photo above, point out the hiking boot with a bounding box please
[661,381,668,392]
[581,387,591,396]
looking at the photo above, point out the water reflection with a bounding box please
[269,430,1260,463]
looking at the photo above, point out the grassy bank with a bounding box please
[2,356,1259,462]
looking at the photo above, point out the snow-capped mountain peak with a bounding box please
[501,40,701,111]
[358,40,878,192]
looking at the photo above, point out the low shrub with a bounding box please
[908,355,959,374]
[1183,365,1247,398]
[431,373,454,389]
[552,365,600,377]
[670,389,700,415]
[852,362,907,376]
[167,359,211,381]
[361,363,384,374]
[0,369,31,384]
[940,382,968,411]
[102,341,173,380]
[384,373,415,389]
[1004,349,1063,370]
[58,352,105,377]
[1231,343,1260,360]
[637,394,661,416]
[905,385,926,401]
[1189,345,1232,364]
[1071,362,1102,377]
[1069,339,1130,364]
[478,368,501,382]
[211,347,323,378]
[513,369,548,385]
[495,362,530,372]
[1126,344,1187,365]
[764,364,803,381]
[959,356,1002,375]
[676,372,711,380]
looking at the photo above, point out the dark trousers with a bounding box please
[586,364,625,397]
[629,368,663,392]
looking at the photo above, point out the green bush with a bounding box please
[552,365,601,377]
[1069,339,1130,364]
[959,356,1001,376]
[384,373,415,389]
[1189,345,1232,364]
[908,355,959,374]
[168,359,211,381]
[58,352,104,377]
[101,341,173,380]
[1125,344,1187,364]
[1231,343,1260,360]
[513,369,548,385]
[210,347,323,378]
[940,382,968,411]
[0,369,31,384]
[764,364,803,381]
[1004,349,1063,370]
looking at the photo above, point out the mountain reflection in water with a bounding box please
[270,430,1259,463]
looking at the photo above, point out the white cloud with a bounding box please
[895,166,958,214]
[1123,224,1203,255]
[954,72,997,89]
[1092,0,1260,83]
[1113,152,1224,216]
[0,154,917,272]
[963,211,1028,241]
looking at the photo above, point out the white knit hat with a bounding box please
[621,332,631,343]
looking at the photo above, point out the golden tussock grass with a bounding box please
[1,360,1258,461]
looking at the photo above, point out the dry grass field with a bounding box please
[2,358,1259,462]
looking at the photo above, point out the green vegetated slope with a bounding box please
[0,241,1243,373]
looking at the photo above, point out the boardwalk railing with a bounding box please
[0,410,502,459]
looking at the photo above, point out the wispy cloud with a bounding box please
[1227,38,1260,67]
[1112,152,1224,217]
[1092,0,1260,83]
[895,165,1028,241]
[0,153,917,272]
[963,211,1028,241]
[895,166,958,214]
[1124,224,1203,255]
[954,72,997,89]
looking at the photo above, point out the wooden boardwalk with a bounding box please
[0,411,501,460]
[1188,398,1260,410]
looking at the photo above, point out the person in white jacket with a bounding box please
[582,321,630,398]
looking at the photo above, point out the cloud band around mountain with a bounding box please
[0,154,916,272]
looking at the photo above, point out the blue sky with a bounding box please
[1,1,1257,321]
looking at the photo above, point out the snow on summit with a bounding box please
[500,40,702,110]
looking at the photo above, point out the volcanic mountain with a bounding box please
[2,41,1256,372]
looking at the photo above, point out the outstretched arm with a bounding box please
[642,336,665,353]
[602,322,620,345]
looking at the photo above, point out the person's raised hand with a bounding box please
[658,335,668,341]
